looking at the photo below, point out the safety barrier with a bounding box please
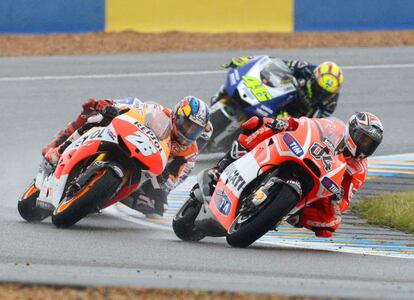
[0,0,413,34]
[294,0,414,31]
[0,0,104,34]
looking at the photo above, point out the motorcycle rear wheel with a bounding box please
[173,190,205,242]
[226,183,299,248]
[18,183,51,222]
[52,168,121,228]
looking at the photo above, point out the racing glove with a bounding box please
[330,187,344,203]
[265,119,290,133]
[98,105,120,119]
[81,98,114,114]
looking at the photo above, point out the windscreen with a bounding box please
[315,117,346,150]
[260,59,293,88]
[145,106,172,140]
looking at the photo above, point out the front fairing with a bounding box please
[224,56,297,118]
[209,152,262,230]
[110,108,171,175]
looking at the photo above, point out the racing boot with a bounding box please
[121,181,168,218]
[208,140,247,183]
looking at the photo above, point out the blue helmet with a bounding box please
[172,96,210,146]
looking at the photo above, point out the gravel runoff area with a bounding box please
[1,30,414,56]
[1,30,411,299]
[0,284,320,300]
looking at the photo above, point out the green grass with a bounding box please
[353,191,414,233]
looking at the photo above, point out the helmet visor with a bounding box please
[311,79,334,104]
[174,114,204,145]
[351,129,381,158]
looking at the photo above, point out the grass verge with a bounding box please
[352,191,414,233]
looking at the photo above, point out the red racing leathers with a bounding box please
[235,116,367,238]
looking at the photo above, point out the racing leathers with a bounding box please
[216,56,339,118]
[211,115,366,238]
[42,97,212,216]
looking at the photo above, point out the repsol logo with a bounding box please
[73,128,106,147]
[134,122,163,152]
[282,133,304,157]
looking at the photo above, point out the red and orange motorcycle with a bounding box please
[173,117,347,247]
[18,107,170,228]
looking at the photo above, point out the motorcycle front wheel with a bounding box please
[226,183,299,248]
[18,183,51,222]
[52,168,121,228]
[172,188,205,242]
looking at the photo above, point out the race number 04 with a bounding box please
[310,143,333,171]
[125,131,157,156]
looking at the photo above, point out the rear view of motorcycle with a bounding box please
[202,55,298,152]
[174,117,347,247]
[18,107,170,228]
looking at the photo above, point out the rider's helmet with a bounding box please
[171,96,210,146]
[307,61,344,104]
[341,112,384,159]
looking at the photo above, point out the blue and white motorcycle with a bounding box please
[204,55,299,152]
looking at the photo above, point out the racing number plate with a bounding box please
[242,75,272,102]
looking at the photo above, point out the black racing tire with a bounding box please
[226,184,299,248]
[18,183,51,222]
[173,194,205,242]
[52,168,121,228]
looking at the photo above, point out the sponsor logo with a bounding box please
[234,69,240,81]
[245,127,266,144]
[72,128,105,148]
[107,129,117,141]
[282,133,304,157]
[323,137,335,153]
[134,122,163,153]
[286,179,302,196]
[215,189,232,216]
[224,167,247,192]
[36,199,55,211]
[229,73,237,86]
[321,177,341,194]
[115,97,135,104]
[254,107,269,117]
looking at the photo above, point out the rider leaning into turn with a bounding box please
[209,112,384,238]
[212,56,344,118]
[42,96,212,217]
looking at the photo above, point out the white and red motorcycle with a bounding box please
[18,107,170,228]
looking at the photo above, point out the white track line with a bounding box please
[0,70,224,82]
[1,63,414,82]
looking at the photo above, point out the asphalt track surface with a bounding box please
[1,47,414,299]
